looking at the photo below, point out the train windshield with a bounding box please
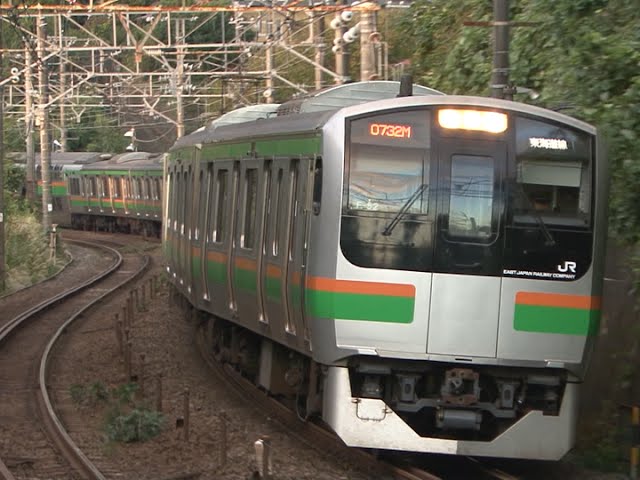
[347,110,430,214]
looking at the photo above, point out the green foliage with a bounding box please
[407,0,640,243]
[104,382,164,443]
[110,382,139,406]
[69,381,109,407]
[105,407,165,443]
[406,0,492,94]
[573,400,626,472]
[70,380,164,444]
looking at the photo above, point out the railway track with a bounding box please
[0,237,149,480]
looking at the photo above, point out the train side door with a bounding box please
[233,159,269,326]
[225,163,241,316]
[197,163,213,303]
[427,140,506,358]
[283,158,311,346]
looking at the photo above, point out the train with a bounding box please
[23,80,608,460]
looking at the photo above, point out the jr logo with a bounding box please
[557,261,577,273]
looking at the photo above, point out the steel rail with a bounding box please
[0,238,148,480]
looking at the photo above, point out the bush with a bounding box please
[105,407,165,443]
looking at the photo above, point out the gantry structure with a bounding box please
[0,1,389,148]
[0,0,402,231]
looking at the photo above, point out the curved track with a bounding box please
[0,238,149,480]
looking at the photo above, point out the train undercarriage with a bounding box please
[71,213,161,238]
[199,312,575,459]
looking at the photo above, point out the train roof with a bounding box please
[171,80,443,151]
[275,80,443,116]
[170,87,596,153]
[76,152,163,172]
[171,110,335,151]
[10,151,111,166]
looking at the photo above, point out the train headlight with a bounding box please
[438,109,507,134]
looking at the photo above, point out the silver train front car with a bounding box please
[164,91,607,460]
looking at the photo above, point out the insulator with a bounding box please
[343,31,355,43]
[340,10,353,22]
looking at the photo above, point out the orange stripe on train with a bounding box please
[307,276,415,298]
[515,292,601,310]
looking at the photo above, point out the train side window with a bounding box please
[195,170,204,241]
[166,172,172,229]
[213,169,228,243]
[69,177,80,195]
[241,168,258,249]
[312,157,322,215]
[114,177,122,198]
[287,162,299,263]
[447,155,494,240]
[181,171,188,236]
[103,177,110,198]
[90,177,97,197]
[272,169,283,256]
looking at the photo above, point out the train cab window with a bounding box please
[347,110,430,214]
[342,110,433,272]
[513,116,593,228]
[448,155,494,239]
[89,177,97,197]
[241,168,258,249]
[213,169,228,243]
[145,178,152,200]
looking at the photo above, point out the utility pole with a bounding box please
[37,12,52,231]
[25,45,36,202]
[333,10,350,84]
[359,10,376,81]
[491,0,510,99]
[0,6,5,291]
[175,17,185,139]
[58,15,67,151]
[310,13,325,90]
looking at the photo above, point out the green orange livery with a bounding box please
[514,292,601,336]
[305,277,415,323]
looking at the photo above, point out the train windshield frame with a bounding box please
[341,106,596,279]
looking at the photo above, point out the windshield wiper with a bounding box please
[513,182,556,247]
[382,184,428,236]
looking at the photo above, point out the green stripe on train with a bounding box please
[305,290,415,324]
[74,170,161,176]
[234,267,257,293]
[254,136,321,157]
[265,276,282,301]
[37,185,67,196]
[514,304,600,335]
[201,143,253,160]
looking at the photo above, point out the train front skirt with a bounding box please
[323,366,578,460]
